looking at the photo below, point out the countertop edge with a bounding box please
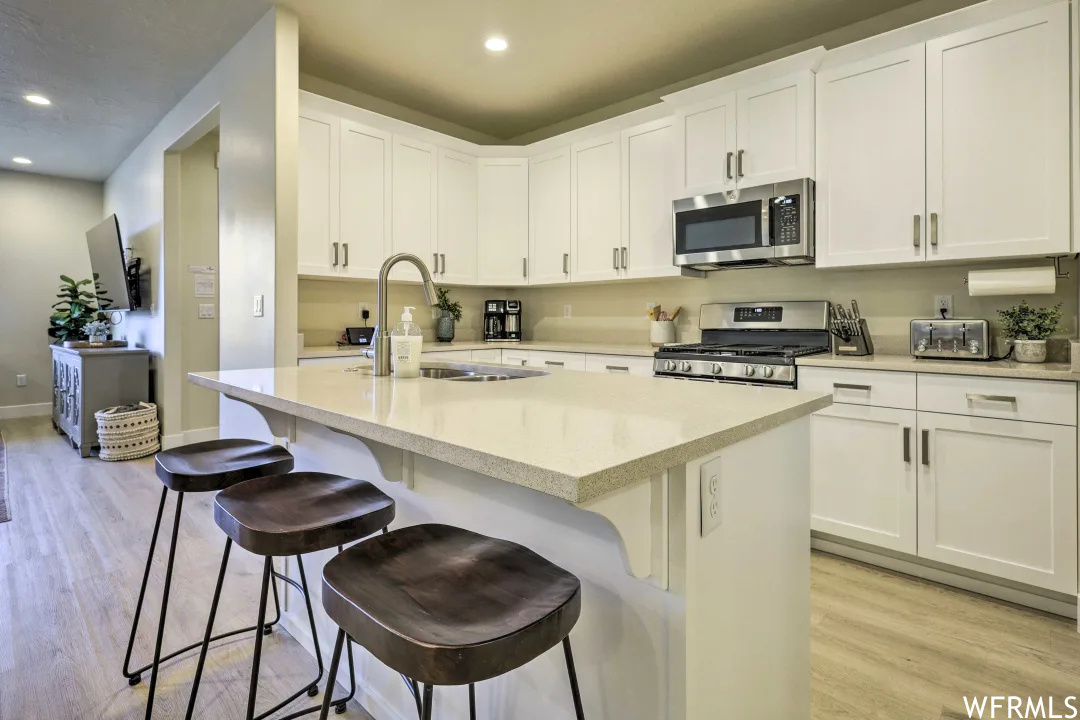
[190,374,832,505]
[795,354,1080,382]
[298,341,660,360]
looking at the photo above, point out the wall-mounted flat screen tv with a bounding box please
[86,214,134,311]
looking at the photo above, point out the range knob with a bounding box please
[663,360,676,372]
[680,361,693,372]
[969,341,981,355]
[711,363,723,375]
[760,366,774,379]
[743,365,756,377]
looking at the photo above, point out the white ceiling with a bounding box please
[1,0,975,181]
[0,0,268,180]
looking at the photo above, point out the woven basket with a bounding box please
[95,402,160,461]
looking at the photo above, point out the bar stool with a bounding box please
[124,438,295,719]
[316,524,585,720]
[185,471,396,720]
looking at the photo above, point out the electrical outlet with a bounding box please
[934,295,953,319]
[563,304,572,319]
[700,458,722,537]
[253,295,264,317]
[15,374,27,387]
[198,304,216,319]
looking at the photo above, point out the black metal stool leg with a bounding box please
[143,490,184,720]
[421,684,434,720]
[122,485,167,685]
[469,684,476,720]
[562,637,586,720]
[245,556,273,720]
[183,538,233,720]
[317,629,346,720]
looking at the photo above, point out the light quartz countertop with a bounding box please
[796,353,1080,382]
[190,363,831,504]
[298,340,661,360]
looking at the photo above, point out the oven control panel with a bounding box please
[734,306,783,323]
[651,357,795,385]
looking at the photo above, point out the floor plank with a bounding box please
[1,416,1076,719]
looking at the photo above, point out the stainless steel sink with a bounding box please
[344,362,549,381]
[418,367,480,379]
[450,374,513,382]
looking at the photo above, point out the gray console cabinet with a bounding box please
[51,346,151,457]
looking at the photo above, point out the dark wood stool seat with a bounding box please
[214,471,396,558]
[322,523,582,687]
[155,438,294,493]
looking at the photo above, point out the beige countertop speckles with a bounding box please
[190,364,831,504]
[797,353,1080,382]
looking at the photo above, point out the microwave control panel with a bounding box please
[771,195,801,246]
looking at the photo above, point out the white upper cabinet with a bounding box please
[735,73,814,187]
[816,46,926,268]
[391,136,438,281]
[478,158,529,286]
[674,93,737,197]
[339,119,392,279]
[926,3,1070,261]
[298,109,339,276]
[571,133,622,282]
[436,148,478,285]
[529,148,572,285]
[621,118,679,278]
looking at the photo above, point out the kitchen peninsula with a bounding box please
[190,361,831,720]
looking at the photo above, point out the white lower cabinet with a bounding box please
[528,350,587,372]
[916,411,1077,593]
[422,350,473,361]
[469,348,502,363]
[811,404,917,554]
[584,354,655,377]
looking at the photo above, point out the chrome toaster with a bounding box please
[910,319,990,360]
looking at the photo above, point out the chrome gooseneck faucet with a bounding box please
[369,253,439,376]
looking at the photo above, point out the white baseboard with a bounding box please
[0,402,52,420]
[161,433,183,450]
[183,426,219,444]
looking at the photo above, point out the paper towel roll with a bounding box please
[967,266,1056,296]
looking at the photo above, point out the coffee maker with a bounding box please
[483,300,522,342]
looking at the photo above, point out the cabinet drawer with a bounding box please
[798,367,915,409]
[584,354,655,376]
[500,349,531,367]
[470,348,503,363]
[917,374,1076,426]
[298,356,368,367]
[422,350,474,361]
[528,350,587,371]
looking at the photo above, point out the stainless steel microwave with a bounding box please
[672,178,815,270]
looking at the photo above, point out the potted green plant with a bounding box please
[997,301,1062,363]
[85,320,110,343]
[434,287,462,343]
[48,274,112,344]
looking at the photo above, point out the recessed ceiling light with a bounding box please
[24,94,51,106]
[12,157,32,165]
[484,36,508,52]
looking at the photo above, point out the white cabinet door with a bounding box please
[621,118,679,279]
[339,119,391,279]
[571,133,622,282]
[674,93,737,197]
[811,404,918,554]
[298,110,339,276]
[584,354,655,377]
[478,158,529,286]
[528,350,587,372]
[926,4,1070,261]
[735,72,814,187]
[917,412,1077,593]
[391,136,438,281]
[500,348,530,367]
[529,148,572,285]
[816,46,926,268]
[436,148,478,285]
[470,348,503,363]
[423,349,473,361]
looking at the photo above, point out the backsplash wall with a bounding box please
[300,258,1078,356]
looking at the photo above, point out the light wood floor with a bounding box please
[1,417,1077,719]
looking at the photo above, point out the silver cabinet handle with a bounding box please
[522,257,528,278]
[737,149,745,178]
[921,429,930,467]
[726,151,734,180]
[903,427,911,463]
[966,393,1017,404]
[433,252,439,274]
[545,360,564,367]
[913,215,921,248]
[833,383,871,392]
[613,247,619,270]
[621,246,628,269]
[606,365,630,373]
[930,213,939,247]
[343,242,349,268]
[563,252,569,274]
[440,253,446,275]
[332,242,339,267]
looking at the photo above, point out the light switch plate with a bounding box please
[699,458,722,537]
[253,295,264,317]
[198,304,216,319]
[15,374,27,387]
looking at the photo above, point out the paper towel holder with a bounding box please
[962,255,1073,287]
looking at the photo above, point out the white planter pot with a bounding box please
[1013,339,1047,363]
[89,334,108,344]
[650,320,676,347]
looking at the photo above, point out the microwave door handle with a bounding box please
[761,202,771,248]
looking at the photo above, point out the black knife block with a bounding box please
[833,319,874,356]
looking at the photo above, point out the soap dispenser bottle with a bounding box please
[390,306,423,378]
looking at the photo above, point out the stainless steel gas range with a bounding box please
[653,301,832,388]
